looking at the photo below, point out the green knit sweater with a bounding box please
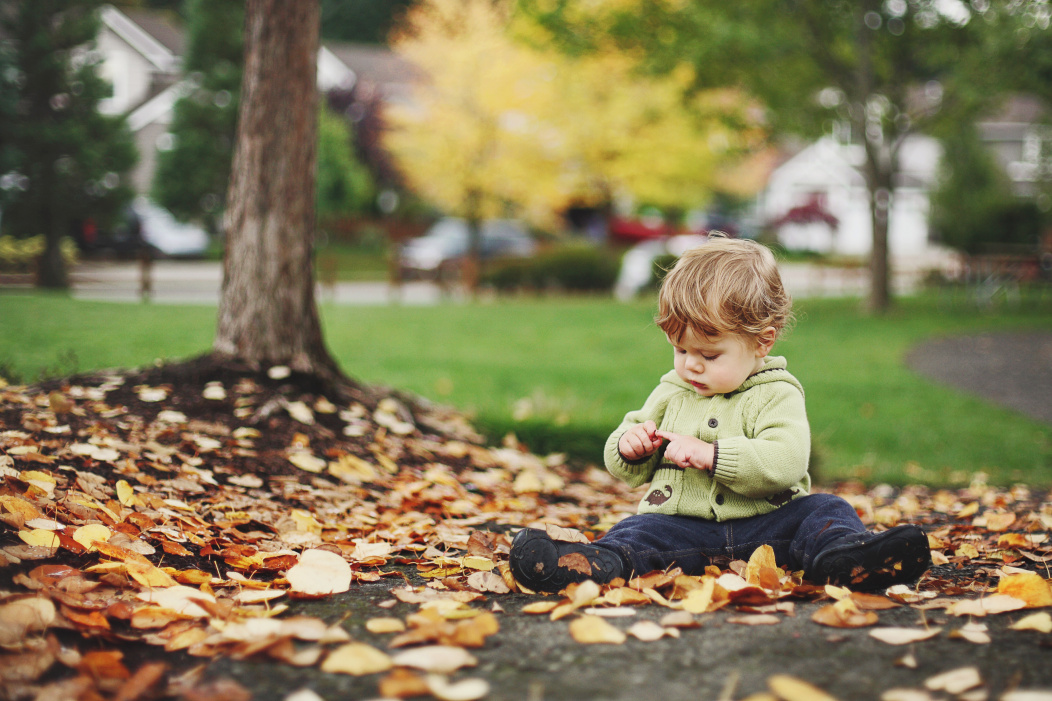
[603,355,811,522]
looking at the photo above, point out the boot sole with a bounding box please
[509,528,623,593]
[811,525,931,591]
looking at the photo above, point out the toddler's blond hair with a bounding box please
[656,235,792,342]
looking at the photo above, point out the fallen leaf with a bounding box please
[924,666,982,694]
[869,627,942,645]
[811,597,879,629]
[286,549,352,596]
[320,643,392,676]
[997,572,1052,608]
[767,674,839,701]
[137,586,216,617]
[949,594,1026,617]
[425,674,490,701]
[542,524,589,543]
[0,597,56,645]
[558,552,593,576]
[1010,612,1052,633]
[391,646,478,674]
[72,524,112,551]
[948,622,991,644]
[727,614,781,626]
[17,528,59,549]
[627,620,679,641]
[366,617,407,634]
[288,451,326,473]
[568,615,627,644]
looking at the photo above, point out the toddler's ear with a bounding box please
[755,327,778,356]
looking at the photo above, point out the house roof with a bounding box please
[100,5,181,74]
[324,42,425,89]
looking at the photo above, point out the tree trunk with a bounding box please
[213,0,340,378]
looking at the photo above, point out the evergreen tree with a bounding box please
[930,126,1045,254]
[151,0,242,231]
[0,0,137,288]
[320,0,417,44]
[316,105,375,223]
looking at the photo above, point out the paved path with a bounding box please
[50,259,928,305]
[906,331,1052,424]
[66,260,444,306]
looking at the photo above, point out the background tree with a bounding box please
[930,124,1044,255]
[521,0,1008,312]
[151,0,242,231]
[0,0,136,288]
[316,105,376,224]
[384,0,766,259]
[213,0,342,383]
[321,0,418,44]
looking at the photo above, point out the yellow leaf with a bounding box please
[291,509,323,535]
[568,615,627,644]
[288,451,326,473]
[681,577,717,614]
[745,544,778,585]
[126,561,178,588]
[767,674,839,701]
[956,501,980,519]
[521,601,559,615]
[1009,612,1052,633]
[461,556,495,571]
[997,572,1052,609]
[0,495,44,520]
[321,643,392,676]
[366,617,406,634]
[955,543,980,559]
[72,524,112,551]
[17,528,59,549]
[115,479,138,507]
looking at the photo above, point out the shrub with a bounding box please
[0,236,78,272]
[484,245,621,293]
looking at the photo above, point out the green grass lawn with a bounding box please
[1,291,1050,486]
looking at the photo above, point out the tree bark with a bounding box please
[213,0,340,378]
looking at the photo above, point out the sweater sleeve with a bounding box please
[603,380,675,488]
[710,383,810,498]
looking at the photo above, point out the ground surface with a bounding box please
[1,335,1050,701]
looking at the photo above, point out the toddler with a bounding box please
[510,235,930,592]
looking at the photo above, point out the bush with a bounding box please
[484,245,621,293]
[0,236,78,272]
[930,125,1047,254]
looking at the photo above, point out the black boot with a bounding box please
[509,528,626,593]
[809,524,931,591]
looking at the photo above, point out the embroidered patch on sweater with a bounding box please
[644,485,673,506]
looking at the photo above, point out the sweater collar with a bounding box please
[661,356,802,397]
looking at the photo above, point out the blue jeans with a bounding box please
[593,493,865,578]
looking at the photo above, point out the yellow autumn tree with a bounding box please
[384,0,767,231]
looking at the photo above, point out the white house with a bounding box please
[757,134,942,260]
[95,5,358,195]
[759,97,1049,263]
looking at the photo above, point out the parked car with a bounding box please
[132,198,210,258]
[399,217,535,279]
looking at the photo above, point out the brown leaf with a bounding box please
[557,552,593,576]
[113,661,167,701]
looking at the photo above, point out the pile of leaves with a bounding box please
[1,360,1050,701]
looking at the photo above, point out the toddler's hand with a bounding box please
[618,420,662,461]
[655,430,715,473]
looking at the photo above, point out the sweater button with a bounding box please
[708,418,718,428]
[715,494,725,505]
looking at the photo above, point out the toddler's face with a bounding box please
[668,327,770,397]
